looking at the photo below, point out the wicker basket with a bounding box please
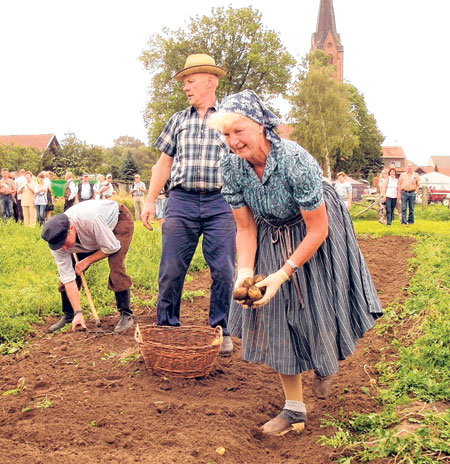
[134,324,223,378]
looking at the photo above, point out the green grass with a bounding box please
[0,220,206,352]
[320,219,450,463]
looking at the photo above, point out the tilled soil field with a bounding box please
[0,236,414,464]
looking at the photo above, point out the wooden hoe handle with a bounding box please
[73,254,102,327]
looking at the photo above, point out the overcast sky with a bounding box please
[1,0,449,167]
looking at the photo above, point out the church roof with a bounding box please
[0,134,59,151]
[312,0,342,50]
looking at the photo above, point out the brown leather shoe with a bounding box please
[261,414,305,436]
[312,373,333,399]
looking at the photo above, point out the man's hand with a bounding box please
[75,258,89,275]
[140,202,156,230]
[252,269,289,308]
[71,312,87,331]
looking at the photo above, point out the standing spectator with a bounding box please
[18,171,37,226]
[42,171,54,220]
[398,162,420,225]
[93,174,105,200]
[77,174,94,202]
[381,167,399,226]
[141,53,236,356]
[377,168,388,224]
[101,174,115,199]
[34,172,48,226]
[130,174,146,220]
[155,179,170,226]
[64,172,77,211]
[334,172,353,209]
[9,171,20,222]
[15,169,26,222]
[0,168,16,220]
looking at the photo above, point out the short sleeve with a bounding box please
[153,112,182,157]
[219,153,246,210]
[285,142,323,211]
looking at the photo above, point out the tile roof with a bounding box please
[0,134,57,151]
[430,156,450,169]
[437,167,450,177]
[382,146,406,159]
[416,166,435,173]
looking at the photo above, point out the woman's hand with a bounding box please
[252,269,289,308]
[234,268,254,289]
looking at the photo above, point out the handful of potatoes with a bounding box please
[232,274,267,307]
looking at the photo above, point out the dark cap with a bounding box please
[41,214,70,250]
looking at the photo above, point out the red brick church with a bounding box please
[311,0,344,83]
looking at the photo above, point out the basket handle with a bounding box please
[134,324,143,344]
[211,325,223,346]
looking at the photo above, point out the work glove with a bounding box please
[234,268,254,289]
[253,269,289,308]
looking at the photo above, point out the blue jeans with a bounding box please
[401,191,416,224]
[157,187,236,336]
[385,197,397,225]
[0,195,14,219]
[35,204,46,225]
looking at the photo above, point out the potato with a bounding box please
[253,274,265,284]
[232,287,248,301]
[253,275,266,295]
[247,285,263,301]
[242,277,255,288]
[244,298,254,307]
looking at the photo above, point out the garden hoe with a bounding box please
[73,254,114,334]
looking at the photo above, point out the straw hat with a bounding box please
[174,54,226,81]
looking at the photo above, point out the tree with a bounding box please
[107,136,157,181]
[140,6,295,146]
[288,51,358,179]
[120,151,139,182]
[344,85,384,179]
[50,133,104,177]
[0,145,42,173]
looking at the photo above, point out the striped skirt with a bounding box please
[228,182,383,376]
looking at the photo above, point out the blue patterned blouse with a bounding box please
[220,139,323,221]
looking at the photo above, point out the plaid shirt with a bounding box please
[154,104,228,191]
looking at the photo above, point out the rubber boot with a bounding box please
[114,290,134,333]
[48,292,74,333]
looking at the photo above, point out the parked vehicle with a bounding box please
[417,188,450,206]
[428,189,450,206]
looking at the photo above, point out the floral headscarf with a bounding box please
[219,90,281,143]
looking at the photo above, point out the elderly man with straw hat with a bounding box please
[141,53,236,356]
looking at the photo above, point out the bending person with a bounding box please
[211,90,382,436]
[41,200,134,334]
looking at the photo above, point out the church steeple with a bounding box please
[311,0,344,82]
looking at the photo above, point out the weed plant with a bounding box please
[0,219,206,352]
[320,220,450,463]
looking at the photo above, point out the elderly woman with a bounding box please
[211,90,382,436]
